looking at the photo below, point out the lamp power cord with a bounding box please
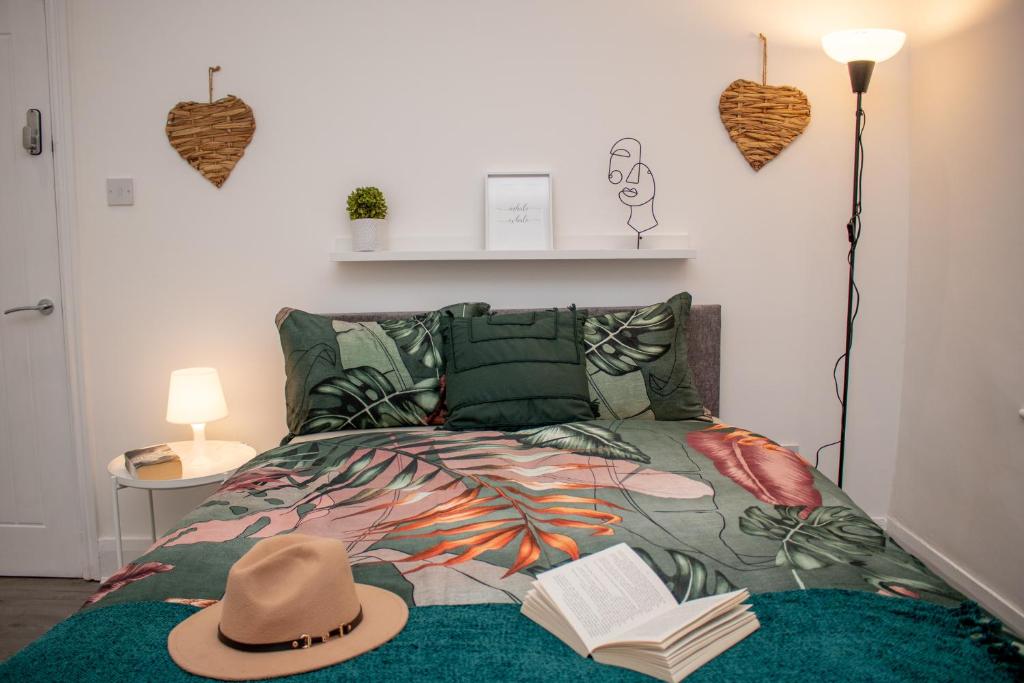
[815,106,866,471]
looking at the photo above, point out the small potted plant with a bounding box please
[346,186,388,251]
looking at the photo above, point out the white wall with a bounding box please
[66,0,917,562]
[890,0,1024,630]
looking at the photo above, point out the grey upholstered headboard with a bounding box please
[309,305,722,416]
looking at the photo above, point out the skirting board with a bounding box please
[887,517,1024,636]
[97,535,156,582]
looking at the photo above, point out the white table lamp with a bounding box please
[166,367,228,451]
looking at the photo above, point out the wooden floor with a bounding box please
[0,577,97,661]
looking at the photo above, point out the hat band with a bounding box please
[216,607,364,652]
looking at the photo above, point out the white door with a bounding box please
[0,0,85,576]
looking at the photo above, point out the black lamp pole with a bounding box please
[837,60,874,489]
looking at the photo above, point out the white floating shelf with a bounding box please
[330,248,696,262]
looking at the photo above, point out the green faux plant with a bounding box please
[346,186,388,220]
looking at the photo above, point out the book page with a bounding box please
[535,544,677,652]
[521,589,589,657]
[612,590,749,646]
[593,617,760,683]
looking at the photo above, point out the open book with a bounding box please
[521,544,758,682]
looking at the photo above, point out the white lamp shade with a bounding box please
[166,367,229,425]
[822,29,906,64]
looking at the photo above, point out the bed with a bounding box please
[3,305,1021,682]
[79,305,961,609]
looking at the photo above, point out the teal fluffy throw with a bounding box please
[2,590,1020,682]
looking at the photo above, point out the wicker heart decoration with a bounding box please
[719,79,810,171]
[166,85,255,188]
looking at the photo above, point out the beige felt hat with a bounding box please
[168,534,408,680]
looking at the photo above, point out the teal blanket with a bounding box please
[3,590,1020,682]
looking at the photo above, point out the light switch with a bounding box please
[106,178,134,206]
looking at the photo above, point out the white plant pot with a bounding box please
[351,218,387,252]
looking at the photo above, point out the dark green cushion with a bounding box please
[442,308,596,430]
[277,303,490,439]
[584,292,704,420]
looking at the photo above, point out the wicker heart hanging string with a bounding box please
[719,34,810,171]
[166,66,256,188]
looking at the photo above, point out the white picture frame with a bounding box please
[485,173,553,251]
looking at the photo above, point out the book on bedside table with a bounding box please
[521,543,758,682]
[124,443,182,480]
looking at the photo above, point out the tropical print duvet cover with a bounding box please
[87,420,961,610]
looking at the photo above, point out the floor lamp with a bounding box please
[822,29,906,488]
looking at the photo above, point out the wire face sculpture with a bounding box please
[608,137,658,248]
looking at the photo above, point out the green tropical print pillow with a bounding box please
[277,303,490,440]
[584,292,705,420]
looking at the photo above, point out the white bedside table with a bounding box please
[107,440,257,567]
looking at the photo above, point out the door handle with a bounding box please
[3,299,55,316]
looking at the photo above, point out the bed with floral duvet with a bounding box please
[8,299,1020,681]
[88,419,959,611]
[2,421,1016,681]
